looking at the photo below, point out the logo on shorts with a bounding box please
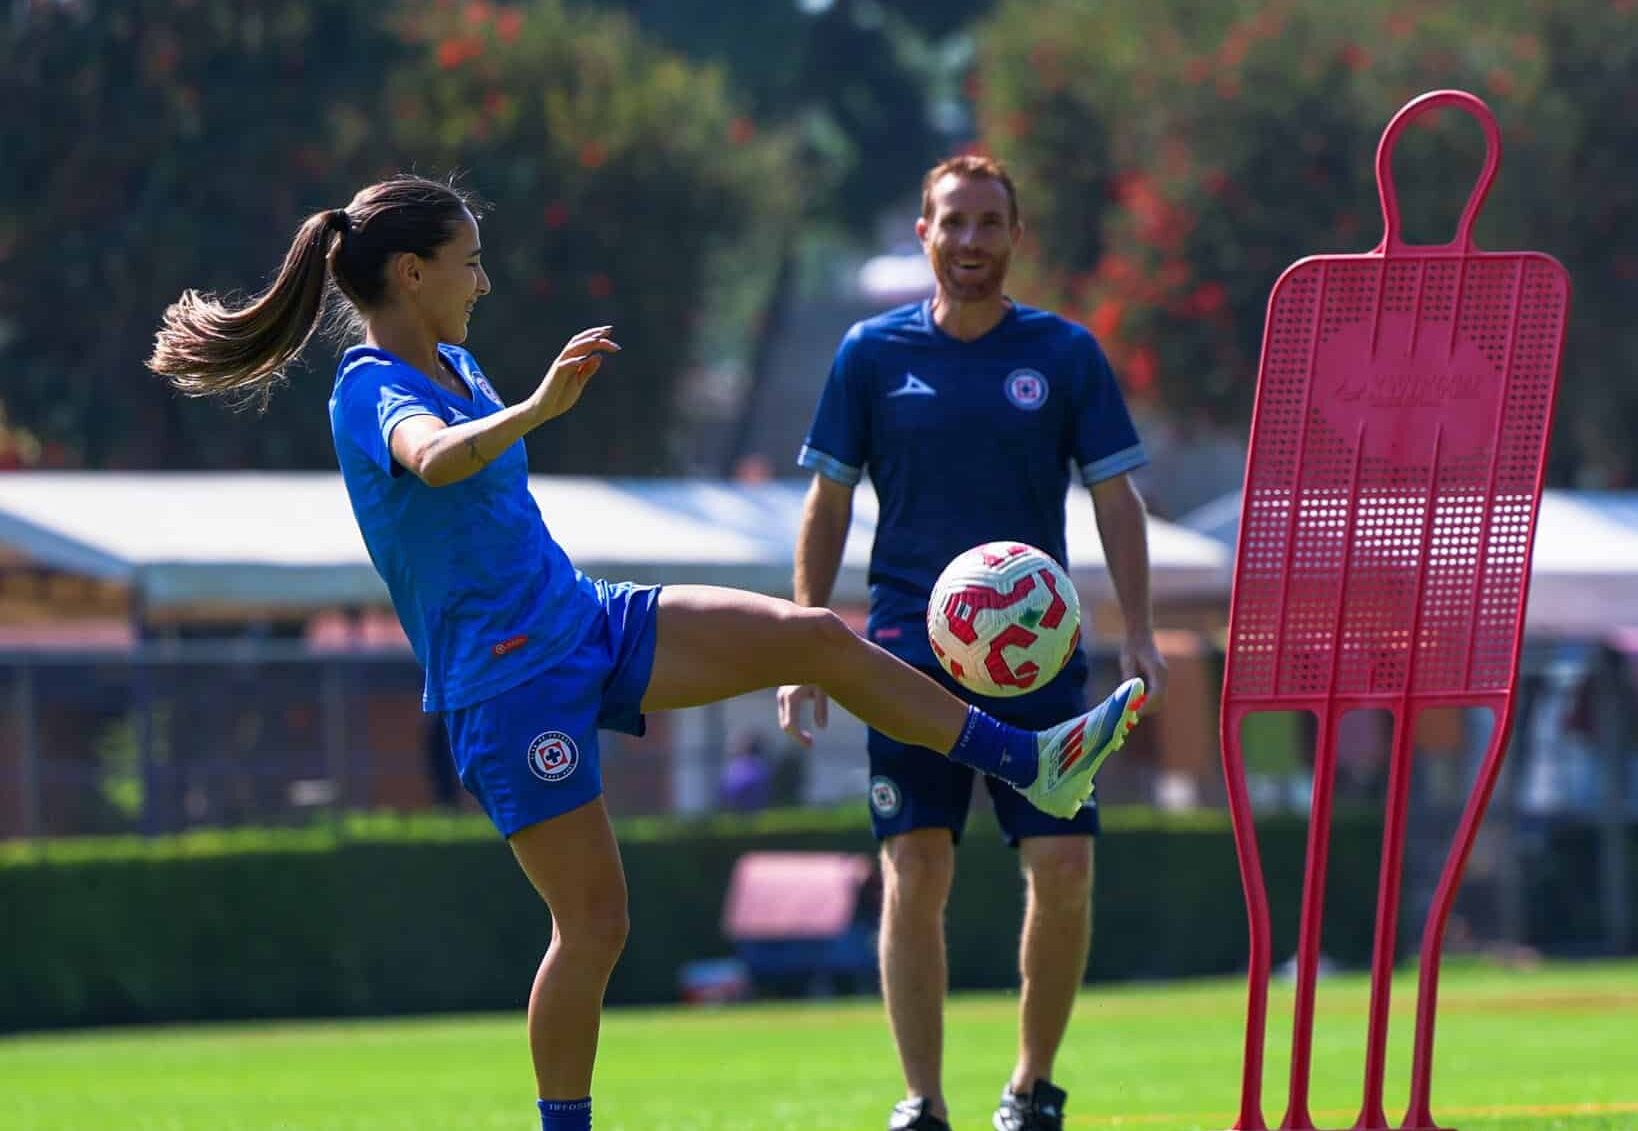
[869,775,902,818]
[1004,368,1049,410]
[526,731,579,783]
[493,634,529,657]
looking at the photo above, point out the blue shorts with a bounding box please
[443,579,661,838]
[867,654,1099,847]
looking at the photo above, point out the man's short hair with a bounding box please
[921,155,1020,227]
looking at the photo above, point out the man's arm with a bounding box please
[778,473,856,746]
[1090,473,1167,712]
[793,474,855,607]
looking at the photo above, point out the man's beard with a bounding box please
[932,246,1009,302]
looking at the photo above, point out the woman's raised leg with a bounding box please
[641,585,1145,820]
[641,585,966,751]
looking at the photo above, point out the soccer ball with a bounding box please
[927,541,1082,698]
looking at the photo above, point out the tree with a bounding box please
[602,0,997,229]
[0,0,800,474]
[387,0,800,474]
[0,0,400,468]
[976,0,1637,486]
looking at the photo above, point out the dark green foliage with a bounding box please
[0,806,1392,1030]
[0,0,402,468]
[595,0,995,229]
[978,0,1638,484]
[0,1,797,473]
[384,0,800,474]
[5,805,1630,1030]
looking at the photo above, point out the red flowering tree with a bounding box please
[0,0,798,475]
[977,0,1637,485]
[0,0,400,469]
[387,0,800,474]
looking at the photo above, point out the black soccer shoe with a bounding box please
[890,1096,953,1131]
[992,1079,1068,1131]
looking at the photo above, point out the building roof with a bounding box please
[0,473,1230,614]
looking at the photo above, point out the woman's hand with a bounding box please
[527,325,621,423]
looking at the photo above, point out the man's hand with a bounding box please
[1121,633,1168,717]
[777,683,830,748]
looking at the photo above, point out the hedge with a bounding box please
[5,804,1622,1031]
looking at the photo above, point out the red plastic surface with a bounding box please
[1218,91,1570,1131]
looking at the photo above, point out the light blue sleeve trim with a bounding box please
[1080,444,1149,486]
[382,406,441,438]
[339,354,394,380]
[377,406,442,478]
[797,444,862,486]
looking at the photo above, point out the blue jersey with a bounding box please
[329,344,599,711]
[798,300,1146,667]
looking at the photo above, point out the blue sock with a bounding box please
[947,706,1038,787]
[539,1097,591,1131]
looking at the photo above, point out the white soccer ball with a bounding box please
[926,541,1082,698]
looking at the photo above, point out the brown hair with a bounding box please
[920,155,1021,227]
[147,174,483,409]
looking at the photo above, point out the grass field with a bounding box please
[3,958,1634,1131]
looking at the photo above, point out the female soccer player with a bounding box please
[146,174,1144,1131]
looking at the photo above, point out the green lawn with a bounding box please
[2,959,1633,1131]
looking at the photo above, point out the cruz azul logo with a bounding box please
[526,731,580,783]
[1004,368,1048,410]
[869,775,902,818]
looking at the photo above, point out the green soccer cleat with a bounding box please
[1018,677,1146,819]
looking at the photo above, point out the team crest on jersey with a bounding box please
[526,731,579,783]
[869,775,902,818]
[471,373,501,404]
[1004,368,1049,410]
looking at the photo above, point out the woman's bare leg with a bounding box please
[643,585,1145,819]
[507,797,629,1100]
[641,585,967,752]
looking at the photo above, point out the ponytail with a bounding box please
[148,175,479,408]
[147,208,350,409]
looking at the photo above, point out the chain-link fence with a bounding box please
[0,643,928,838]
[0,643,1166,839]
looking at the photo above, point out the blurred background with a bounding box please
[0,0,1635,1030]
